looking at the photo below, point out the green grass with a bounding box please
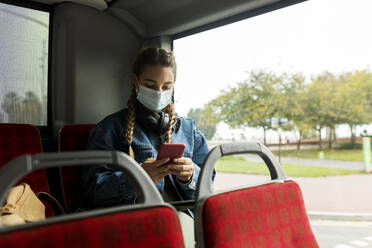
[272,149,371,162]
[215,156,367,177]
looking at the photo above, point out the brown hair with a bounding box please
[125,47,177,156]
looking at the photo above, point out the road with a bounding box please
[311,220,372,248]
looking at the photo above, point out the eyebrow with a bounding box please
[144,78,173,85]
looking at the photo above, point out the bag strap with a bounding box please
[36,192,66,216]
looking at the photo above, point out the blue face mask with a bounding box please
[136,85,173,112]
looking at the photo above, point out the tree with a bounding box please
[278,73,311,150]
[335,70,372,146]
[1,91,22,123]
[298,70,372,149]
[1,91,43,125]
[248,71,283,144]
[359,70,372,112]
[206,69,372,148]
[207,70,283,144]
[186,107,216,140]
[23,91,42,125]
[300,72,338,151]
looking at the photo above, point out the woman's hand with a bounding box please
[168,158,194,183]
[141,158,170,184]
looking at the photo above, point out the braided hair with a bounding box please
[125,47,177,157]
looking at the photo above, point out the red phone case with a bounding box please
[157,143,186,160]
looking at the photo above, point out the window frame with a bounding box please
[0,0,53,137]
[171,0,308,41]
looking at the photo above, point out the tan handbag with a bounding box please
[0,183,45,226]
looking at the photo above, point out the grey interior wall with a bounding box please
[52,3,140,135]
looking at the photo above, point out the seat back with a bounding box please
[0,205,184,248]
[0,124,49,193]
[59,124,95,212]
[195,142,318,248]
[0,151,185,248]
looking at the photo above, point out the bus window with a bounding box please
[174,0,372,246]
[0,2,50,126]
[213,154,271,192]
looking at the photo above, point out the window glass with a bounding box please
[174,1,372,246]
[0,2,49,125]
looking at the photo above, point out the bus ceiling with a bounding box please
[29,0,307,39]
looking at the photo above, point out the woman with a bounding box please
[81,47,215,245]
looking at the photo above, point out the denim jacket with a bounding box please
[81,108,215,210]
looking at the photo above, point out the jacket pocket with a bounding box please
[132,144,154,164]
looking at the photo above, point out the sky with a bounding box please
[173,0,372,141]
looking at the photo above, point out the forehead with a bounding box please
[140,65,175,83]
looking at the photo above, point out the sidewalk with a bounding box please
[214,173,372,216]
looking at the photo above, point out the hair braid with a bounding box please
[125,87,137,156]
[165,103,175,143]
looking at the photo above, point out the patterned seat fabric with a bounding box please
[202,181,318,248]
[0,124,54,216]
[0,206,185,248]
[0,124,49,192]
[59,124,95,212]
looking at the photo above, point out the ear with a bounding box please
[131,74,138,84]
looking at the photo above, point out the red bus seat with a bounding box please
[0,207,184,248]
[0,124,48,192]
[59,124,95,212]
[0,124,54,216]
[0,151,184,248]
[195,142,318,248]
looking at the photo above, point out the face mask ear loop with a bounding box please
[171,90,175,104]
[134,76,140,95]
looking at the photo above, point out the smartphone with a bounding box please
[156,143,186,160]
